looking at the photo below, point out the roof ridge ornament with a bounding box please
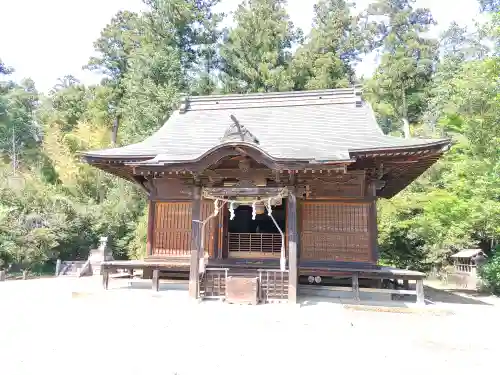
[220,114,259,144]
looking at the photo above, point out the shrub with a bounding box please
[478,248,500,294]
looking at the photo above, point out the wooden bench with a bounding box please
[101,259,190,292]
[299,266,426,304]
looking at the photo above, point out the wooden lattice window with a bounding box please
[300,201,372,263]
[152,201,216,257]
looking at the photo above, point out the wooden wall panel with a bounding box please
[152,200,216,257]
[300,201,372,263]
[152,177,193,200]
[201,200,216,258]
[298,171,366,199]
[153,202,192,256]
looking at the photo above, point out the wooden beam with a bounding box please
[203,186,286,197]
[287,187,298,304]
[189,186,202,299]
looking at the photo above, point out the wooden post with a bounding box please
[189,186,202,299]
[287,187,298,304]
[352,273,360,301]
[416,279,425,305]
[102,268,109,290]
[152,269,160,292]
[146,200,155,257]
[369,182,379,263]
[55,259,62,276]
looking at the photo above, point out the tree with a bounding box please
[377,10,500,273]
[143,0,223,86]
[423,22,489,134]
[45,76,89,131]
[118,0,223,142]
[85,11,144,143]
[292,0,369,90]
[219,0,302,93]
[85,11,143,84]
[363,0,438,137]
[0,77,41,167]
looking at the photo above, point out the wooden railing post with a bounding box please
[189,186,202,299]
[287,187,298,304]
[55,259,62,276]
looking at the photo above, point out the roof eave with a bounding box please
[350,139,452,155]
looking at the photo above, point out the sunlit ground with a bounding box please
[2,277,499,375]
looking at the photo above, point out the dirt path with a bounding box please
[1,277,499,375]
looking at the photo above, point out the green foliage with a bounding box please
[377,8,500,273]
[363,0,438,135]
[128,207,149,260]
[219,0,302,93]
[478,248,500,294]
[292,0,370,90]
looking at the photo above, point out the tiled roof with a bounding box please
[82,88,449,162]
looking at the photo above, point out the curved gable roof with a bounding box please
[82,88,449,163]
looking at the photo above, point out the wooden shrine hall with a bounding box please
[82,88,451,305]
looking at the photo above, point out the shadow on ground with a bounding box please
[95,276,495,308]
[111,278,189,292]
[424,285,492,305]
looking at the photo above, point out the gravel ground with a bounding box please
[1,277,499,375]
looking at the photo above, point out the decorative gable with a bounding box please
[220,114,259,145]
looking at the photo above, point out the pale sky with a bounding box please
[0,0,482,92]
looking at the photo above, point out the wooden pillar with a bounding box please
[287,187,298,304]
[416,279,425,305]
[189,186,202,299]
[152,269,160,292]
[352,273,360,301]
[369,182,379,263]
[146,200,155,257]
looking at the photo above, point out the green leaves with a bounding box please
[363,0,438,135]
[291,0,366,90]
[219,0,301,93]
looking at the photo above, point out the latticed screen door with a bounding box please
[300,201,372,263]
[152,201,216,257]
[153,202,192,256]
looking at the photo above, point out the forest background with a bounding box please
[0,0,499,288]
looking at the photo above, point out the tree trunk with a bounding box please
[22,270,28,280]
[0,270,6,281]
[401,86,410,138]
